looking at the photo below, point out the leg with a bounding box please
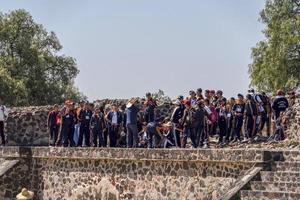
[84,127,90,147]
[92,129,98,147]
[132,125,139,148]
[77,126,84,147]
[126,125,133,148]
[0,121,5,145]
[99,130,104,147]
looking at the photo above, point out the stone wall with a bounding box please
[0,147,268,200]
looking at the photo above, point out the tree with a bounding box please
[249,0,300,93]
[0,9,86,106]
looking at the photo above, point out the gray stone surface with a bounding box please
[0,159,19,177]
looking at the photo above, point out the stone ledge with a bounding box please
[0,147,275,163]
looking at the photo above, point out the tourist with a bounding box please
[232,94,245,142]
[194,100,206,148]
[189,90,197,106]
[47,104,60,146]
[125,98,140,148]
[144,92,157,123]
[272,90,289,119]
[106,104,123,147]
[225,99,235,143]
[259,92,272,137]
[244,94,258,142]
[90,108,106,147]
[0,97,8,146]
[196,88,204,101]
[61,107,76,147]
[77,102,93,147]
[216,97,228,146]
[146,119,164,148]
[73,101,85,146]
[171,97,185,147]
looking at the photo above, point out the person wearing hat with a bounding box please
[272,90,289,120]
[77,102,93,147]
[106,104,123,147]
[16,188,34,200]
[170,97,185,147]
[232,94,245,142]
[144,92,157,123]
[125,98,141,148]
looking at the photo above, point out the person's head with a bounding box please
[95,108,100,114]
[220,97,227,106]
[84,102,90,110]
[196,88,202,96]
[288,90,295,98]
[230,97,235,105]
[53,104,59,112]
[112,104,118,112]
[277,89,285,96]
[248,89,255,94]
[204,90,210,98]
[177,95,184,102]
[216,90,223,98]
[237,94,244,104]
[197,99,204,108]
[189,90,196,98]
[146,92,152,100]
[246,94,253,102]
[204,98,210,106]
[79,101,85,108]
[209,90,216,97]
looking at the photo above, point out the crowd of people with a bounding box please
[46,88,294,148]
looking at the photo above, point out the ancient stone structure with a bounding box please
[0,147,300,200]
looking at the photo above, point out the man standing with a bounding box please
[232,94,245,142]
[90,108,106,147]
[144,92,157,123]
[0,97,8,146]
[78,102,93,147]
[106,105,123,147]
[47,104,60,146]
[244,94,258,142]
[125,98,140,148]
[272,90,289,120]
[171,97,185,147]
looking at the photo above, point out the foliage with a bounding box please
[151,89,172,104]
[249,0,300,93]
[0,9,85,106]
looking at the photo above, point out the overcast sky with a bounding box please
[1,0,265,100]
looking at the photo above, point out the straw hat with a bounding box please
[16,188,34,200]
[126,98,138,108]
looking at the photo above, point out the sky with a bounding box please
[1,0,266,100]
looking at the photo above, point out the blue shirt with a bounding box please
[125,105,139,125]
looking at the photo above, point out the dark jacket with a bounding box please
[90,113,106,130]
[78,109,93,127]
[107,111,123,126]
[47,111,59,127]
[171,105,184,124]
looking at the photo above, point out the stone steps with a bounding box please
[273,161,300,171]
[241,190,300,200]
[250,181,300,193]
[260,171,300,182]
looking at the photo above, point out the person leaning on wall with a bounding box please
[0,96,8,146]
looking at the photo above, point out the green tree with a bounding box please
[0,9,86,106]
[249,0,300,93]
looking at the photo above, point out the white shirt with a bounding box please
[0,105,8,121]
[112,112,118,124]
